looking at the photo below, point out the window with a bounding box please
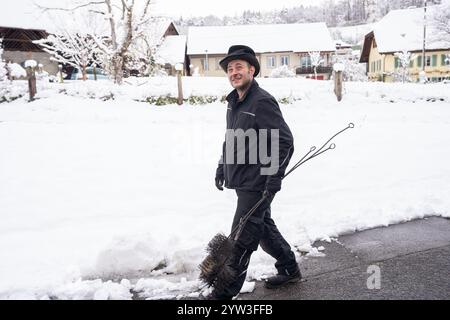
[425,56,431,67]
[409,59,414,68]
[281,56,289,66]
[432,55,437,67]
[395,57,400,68]
[417,56,422,68]
[215,58,222,70]
[442,54,449,66]
[300,56,311,68]
[267,56,276,68]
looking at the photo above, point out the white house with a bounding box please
[186,22,336,79]
[360,5,450,82]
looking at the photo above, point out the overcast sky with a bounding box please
[152,0,325,18]
[0,0,325,28]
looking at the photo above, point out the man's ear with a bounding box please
[249,65,255,77]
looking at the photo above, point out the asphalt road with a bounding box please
[238,217,450,300]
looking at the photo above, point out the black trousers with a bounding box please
[214,190,299,299]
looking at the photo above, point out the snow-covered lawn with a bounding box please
[0,77,449,299]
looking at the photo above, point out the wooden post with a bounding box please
[58,65,64,83]
[334,70,343,102]
[177,70,183,105]
[26,66,37,101]
[175,63,184,105]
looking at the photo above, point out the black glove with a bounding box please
[215,176,224,191]
[262,189,275,199]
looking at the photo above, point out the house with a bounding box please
[186,22,336,79]
[148,19,188,76]
[335,40,354,56]
[360,6,450,82]
[0,26,59,75]
[155,35,187,76]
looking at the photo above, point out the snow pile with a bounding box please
[8,63,27,79]
[270,65,296,78]
[0,80,28,102]
[24,60,37,68]
[333,63,345,72]
[0,77,449,299]
[134,277,204,300]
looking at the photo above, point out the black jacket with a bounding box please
[216,80,294,192]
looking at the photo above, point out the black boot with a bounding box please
[264,269,302,289]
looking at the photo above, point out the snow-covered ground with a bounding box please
[0,77,449,299]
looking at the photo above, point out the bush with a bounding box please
[143,95,228,106]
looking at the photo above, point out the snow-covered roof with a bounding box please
[330,23,374,44]
[155,35,187,66]
[372,5,450,53]
[148,19,179,42]
[335,40,352,48]
[187,22,336,55]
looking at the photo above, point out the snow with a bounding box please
[8,63,27,78]
[330,23,374,46]
[187,22,336,55]
[24,60,37,68]
[372,5,450,53]
[333,63,345,72]
[0,77,450,299]
[155,35,187,66]
[240,281,256,294]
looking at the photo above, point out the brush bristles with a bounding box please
[199,233,237,292]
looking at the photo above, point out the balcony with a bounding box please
[296,66,333,75]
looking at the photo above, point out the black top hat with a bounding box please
[219,45,260,77]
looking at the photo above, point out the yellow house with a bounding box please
[186,23,336,79]
[360,6,450,82]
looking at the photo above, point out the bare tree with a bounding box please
[308,51,324,79]
[431,0,450,41]
[34,31,100,81]
[394,50,415,82]
[36,0,158,84]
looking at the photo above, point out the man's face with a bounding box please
[227,59,255,90]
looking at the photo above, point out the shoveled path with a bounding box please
[239,217,450,300]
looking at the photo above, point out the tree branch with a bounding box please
[34,0,105,13]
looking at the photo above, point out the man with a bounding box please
[213,45,301,300]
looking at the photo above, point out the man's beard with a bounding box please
[232,74,252,91]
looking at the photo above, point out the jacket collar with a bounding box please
[226,79,259,108]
